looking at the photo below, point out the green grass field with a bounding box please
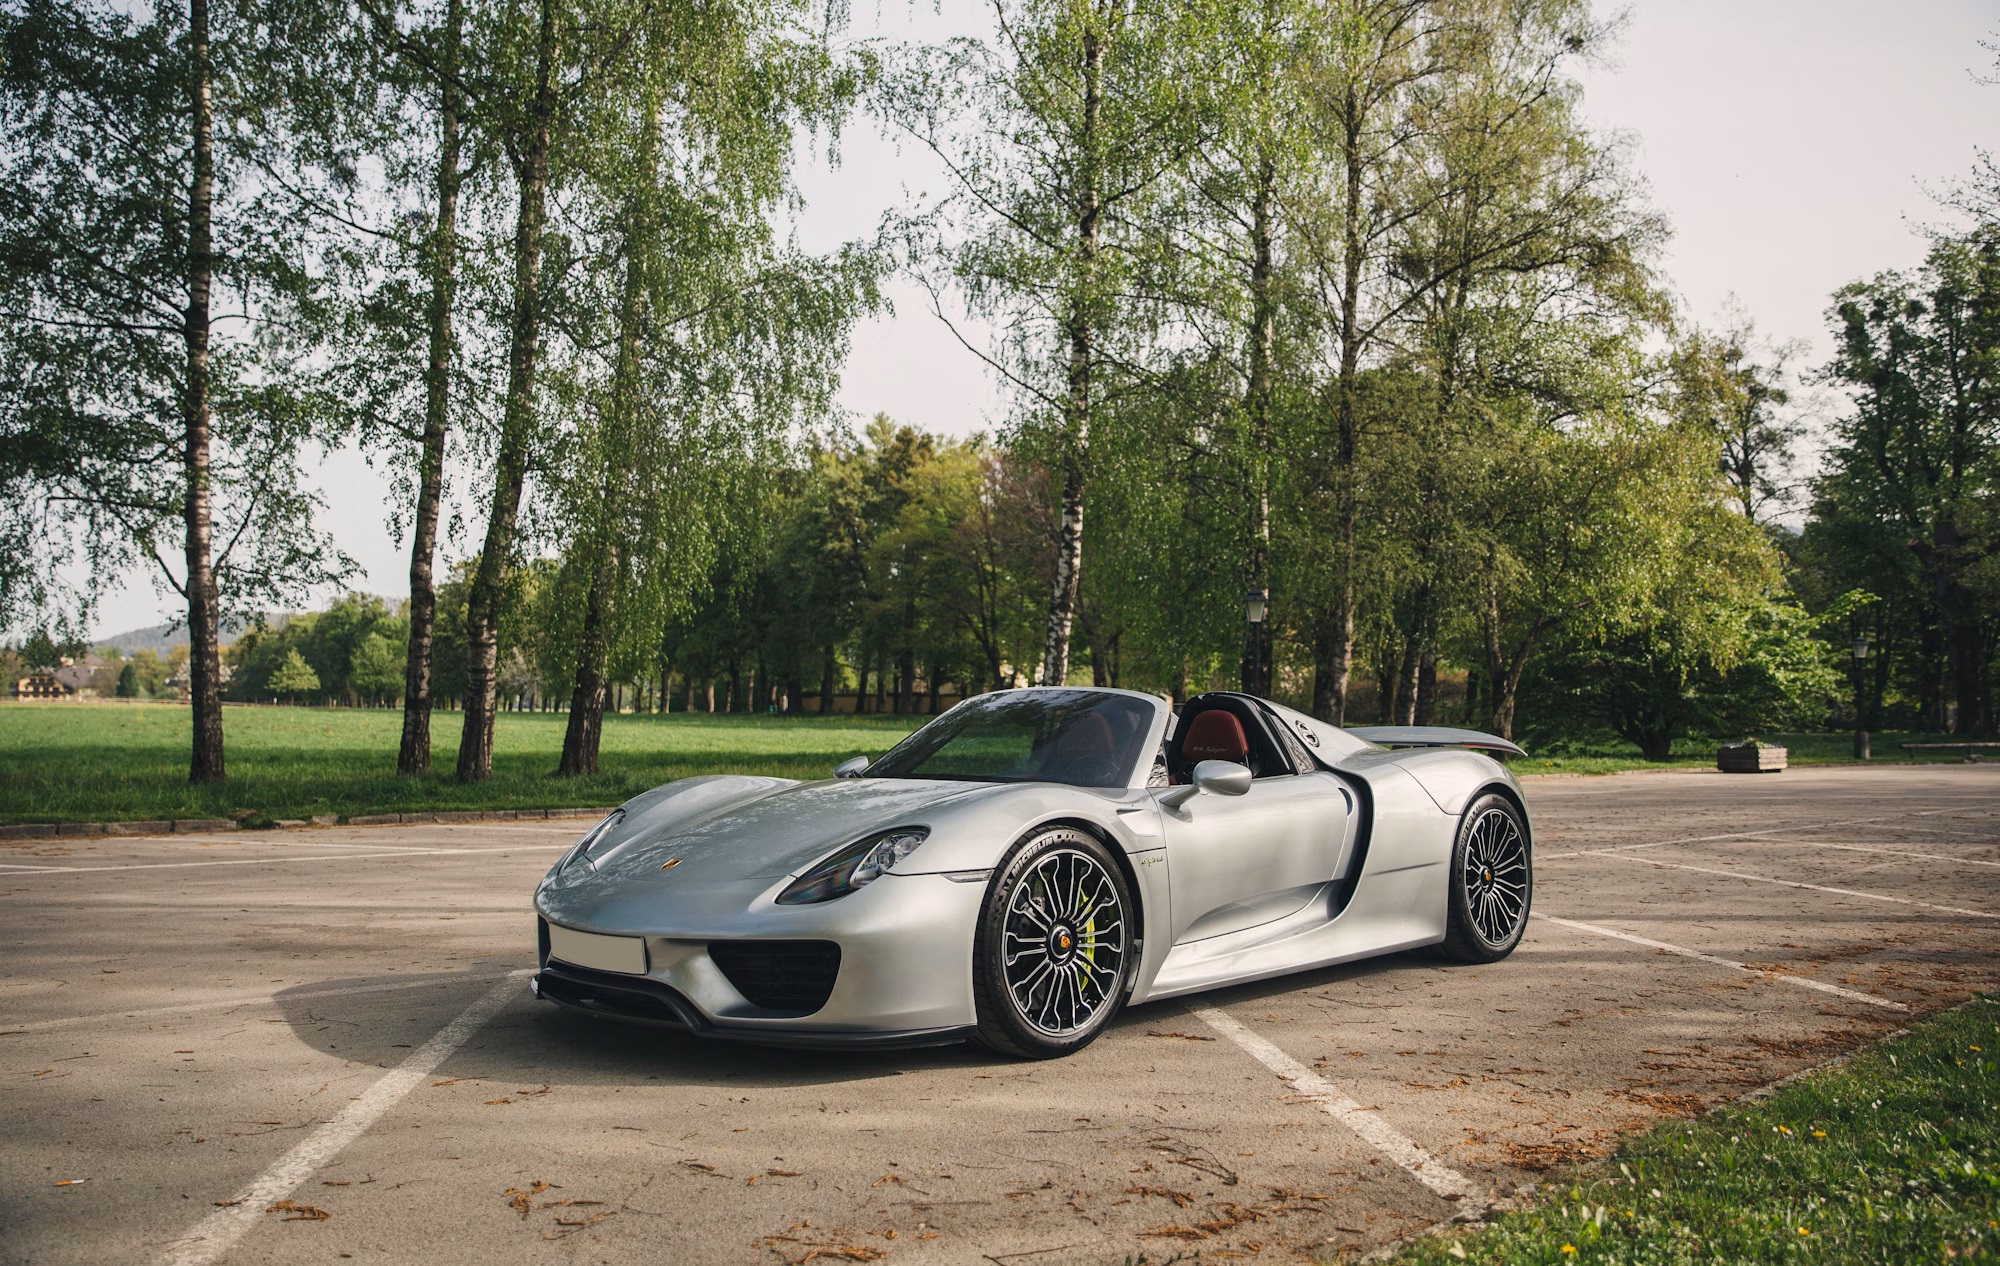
[1386,995,2000,1265]
[1505,729,1969,777]
[0,702,1976,825]
[0,702,925,825]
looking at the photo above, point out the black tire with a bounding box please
[971,826,1134,1059]
[1437,792,1532,963]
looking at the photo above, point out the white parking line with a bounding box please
[1577,851,1999,919]
[1193,1006,1481,1203]
[159,971,529,1266]
[0,972,522,1036]
[1695,840,2000,869]
[1533,913,1908,1011]
[0,844,563,877]
[1537,800,2000,860]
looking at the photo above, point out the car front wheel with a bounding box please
[971,826,1134,1058]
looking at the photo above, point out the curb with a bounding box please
[0,806,617,842]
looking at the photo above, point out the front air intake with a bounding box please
[708,940,842,1014]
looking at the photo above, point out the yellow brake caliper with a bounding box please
[1076,883,1096,989]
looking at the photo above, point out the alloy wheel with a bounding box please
[1000,847,1126,1037]
[1462,807,1529,946]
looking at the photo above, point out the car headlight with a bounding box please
[556,809,625,875]
[776,827,930,905]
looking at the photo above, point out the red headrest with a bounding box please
[1055,710,1116,760]
[1182,709,1248,765]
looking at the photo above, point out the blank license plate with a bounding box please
[547,923,647,975]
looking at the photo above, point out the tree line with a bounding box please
[1,0,1996,784]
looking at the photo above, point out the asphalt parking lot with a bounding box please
[4,764,1998,1266]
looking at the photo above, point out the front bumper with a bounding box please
[532,870,989,1046]
[531,960,974,1049]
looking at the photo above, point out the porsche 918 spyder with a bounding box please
[532,687,1531,1058]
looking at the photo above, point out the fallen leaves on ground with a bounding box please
[788,1248,883,1265]
[1125,1185,1194,1207]
[265,1200,330,1222]
[1615,1089,1707,1117]
[1500,1138,1598,1172]
[503,1180,559,1217]
[1135,1187,1332,1244]
[1145,1030,1216,1041]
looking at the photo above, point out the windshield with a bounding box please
[866,690,1156,788]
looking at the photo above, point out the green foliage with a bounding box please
[1388,995,2000,1265]
[115,660,140,698]
[226,593,409,704]
[0,0,351,631]
[267,648,321,699]
[1797,225,2000,736]
[348,632,403,705]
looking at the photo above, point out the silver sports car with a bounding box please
[532,687,1531,1058]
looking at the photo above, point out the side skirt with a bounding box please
[1133,865,1444,1003]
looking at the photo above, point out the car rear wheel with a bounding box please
[1438,792,1532,963]
[972,827,1133,1059]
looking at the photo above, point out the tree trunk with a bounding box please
[1377,642,1402,727]
[1242,156,1276,696]
[456,0,556,782]
[558,89,656,775]
[398,0,463,777]
[1039,23,1104,687]
[1414,651,1438,726]
[1322,86,1366,728]
[557,553,614,776]
[819,642,836,714]
[1393,636,1418,726]
[183,0,224,784]
[1310,627,1337,721]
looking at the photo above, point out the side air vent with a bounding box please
[708,940,842,1014]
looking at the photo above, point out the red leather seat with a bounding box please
[1054,711,1117,764]
[1180,710,1249,766]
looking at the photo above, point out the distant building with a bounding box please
[10,658,101,700]
[12,671,73,699]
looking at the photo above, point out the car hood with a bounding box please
[545,775,996,894]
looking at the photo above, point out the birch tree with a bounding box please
[548,7,876,776]
[889,0,1192,685]
[0,0,349,781]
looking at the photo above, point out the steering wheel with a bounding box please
[1063,755,1121,787]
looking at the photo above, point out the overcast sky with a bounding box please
[87,0,1999,638]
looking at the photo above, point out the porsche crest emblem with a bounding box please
[659,858,683,870]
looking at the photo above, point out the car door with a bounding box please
[1154,770,1348,944]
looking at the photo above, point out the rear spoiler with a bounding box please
[1347,726,1526,759]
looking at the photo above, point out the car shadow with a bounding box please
[267,951,1476,1092]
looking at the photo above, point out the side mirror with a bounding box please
[1158,759,1253,810]
[833,756,870,779]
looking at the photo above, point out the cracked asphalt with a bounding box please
[3,764,1997,1265]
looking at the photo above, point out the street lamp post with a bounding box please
[1852,636,1870,761]
[1242,588,1269,696]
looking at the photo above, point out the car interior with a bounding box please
[1162,694,1298,784]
